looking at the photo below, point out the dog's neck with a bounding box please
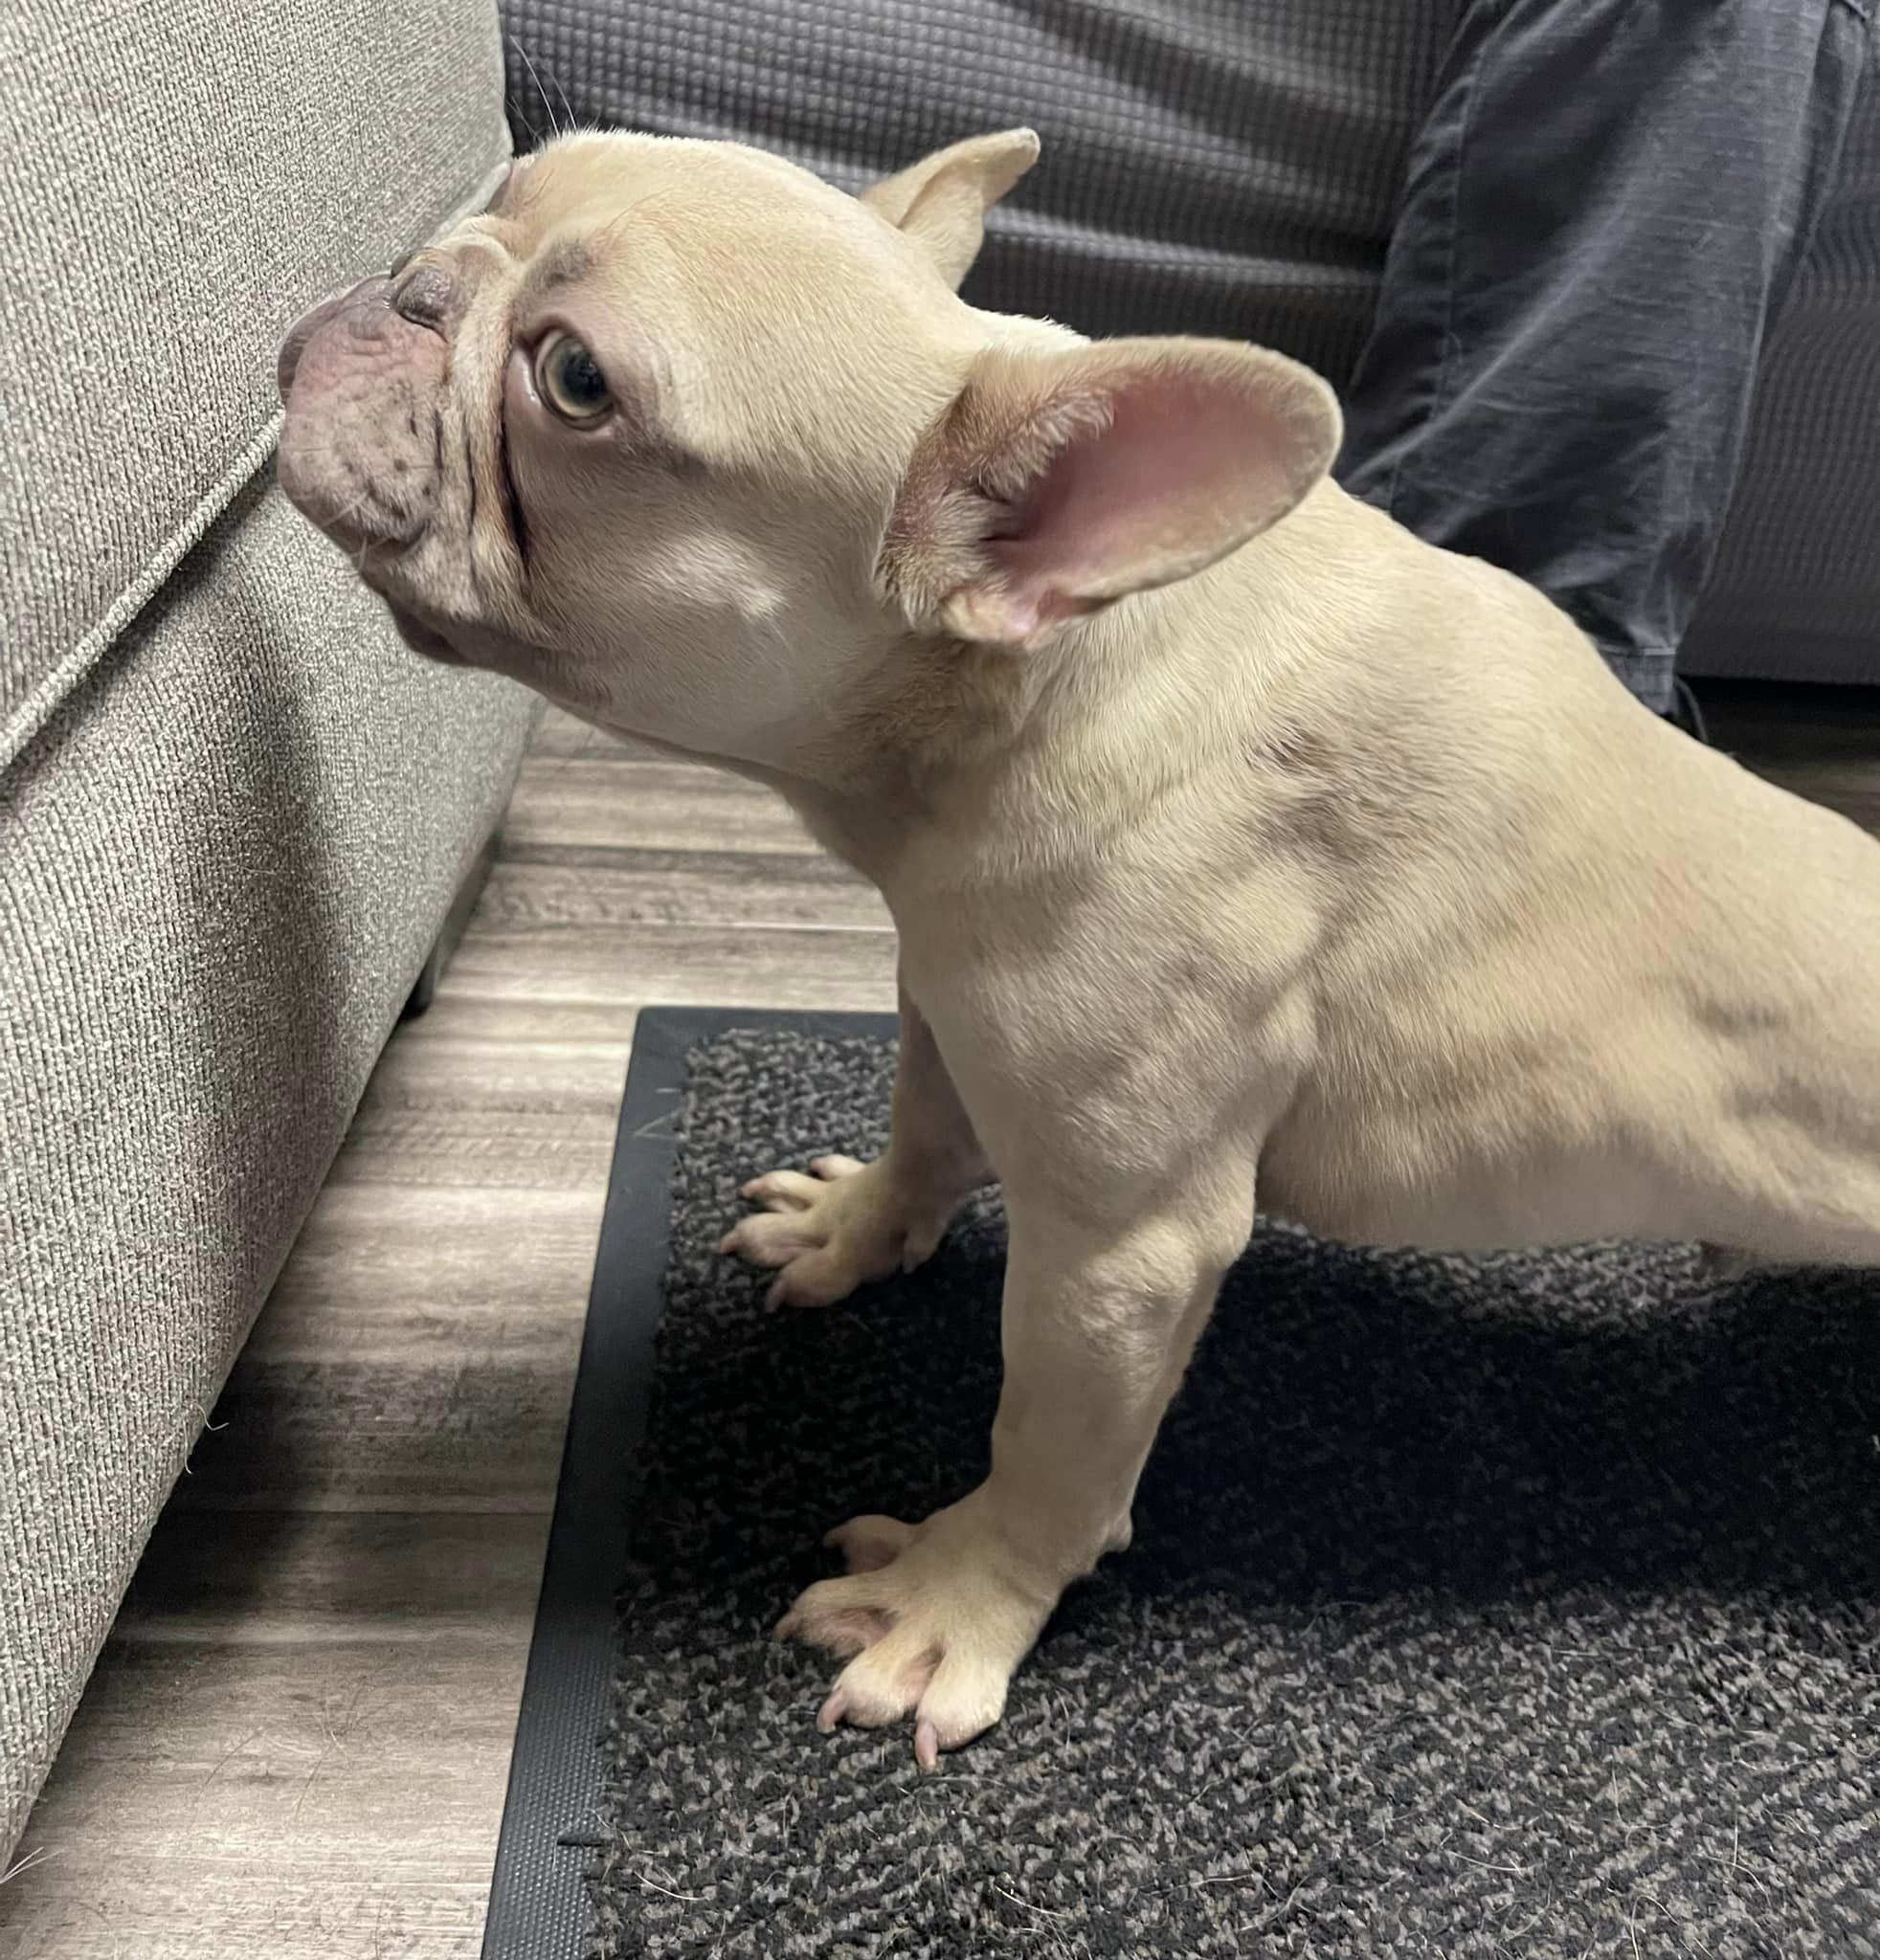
[780,525,1321,891]
[582,489,1335,894]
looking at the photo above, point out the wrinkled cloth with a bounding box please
[1339,0,1874,710]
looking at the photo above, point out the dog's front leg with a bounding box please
[778,1169,1254,1767]
[720,972,993,1307]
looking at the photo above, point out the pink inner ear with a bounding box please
[986,370,1312,625]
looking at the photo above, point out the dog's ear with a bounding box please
[860,128,1040,288]
[882,337,1341,649]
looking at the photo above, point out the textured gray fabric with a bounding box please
[595,1028,1880,1959]
[503,0,1463,381]
[0,475,535,1853]
[0,474,535,1850]
[500,0,1880,690]
[0,0,531,1853]
[0,0,512,769]
[1338,0,1875,715]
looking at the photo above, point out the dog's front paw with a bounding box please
[718,1155,951,1308]
[775,1498,1060,1768]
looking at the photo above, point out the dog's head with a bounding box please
[278,129,1339,767]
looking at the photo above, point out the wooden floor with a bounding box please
[1,682,1874,1959]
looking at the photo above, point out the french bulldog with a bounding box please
[278,128,1880,1770]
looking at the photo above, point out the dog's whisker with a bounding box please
[509,34,566,144]
[548,54,576,137]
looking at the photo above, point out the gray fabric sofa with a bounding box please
[0,0,536,1852]
[501,0,1880,691]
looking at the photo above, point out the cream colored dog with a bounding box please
[278,129,1880,1770]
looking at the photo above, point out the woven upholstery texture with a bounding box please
[1,0,532,1854]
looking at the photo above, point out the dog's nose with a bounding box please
[390,259,459,335]
[277,278,399,400]
[277,290,347,400]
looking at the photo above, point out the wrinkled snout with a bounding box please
[276,273,453,551]
[276,288,350,401]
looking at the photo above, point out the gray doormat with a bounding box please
[489,1009,1880,1960]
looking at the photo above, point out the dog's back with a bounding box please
[1252,490,1880,1265]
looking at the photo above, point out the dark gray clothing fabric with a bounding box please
[1338,0,1874,712]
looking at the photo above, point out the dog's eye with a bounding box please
[533,331,613,425]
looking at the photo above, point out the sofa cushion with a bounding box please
[0,472,534,1856]
[0,0,510,770]
[0,0,529,1855]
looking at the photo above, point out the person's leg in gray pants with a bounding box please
[1338,0,1872,714]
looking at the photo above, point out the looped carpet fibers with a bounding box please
[588,1026,1879,1958]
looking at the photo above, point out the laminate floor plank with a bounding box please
[0,1517,537,1960]
[440,920,897,1011]
[502,756,816,856]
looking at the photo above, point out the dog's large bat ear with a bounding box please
[860,128,1040,288]
[881,338,1342,651]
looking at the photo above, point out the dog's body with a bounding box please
[279,128,1880,1769]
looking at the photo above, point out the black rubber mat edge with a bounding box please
[480,1003,898,1960]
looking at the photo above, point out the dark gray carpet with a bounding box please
[591,1028,1880,1959]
